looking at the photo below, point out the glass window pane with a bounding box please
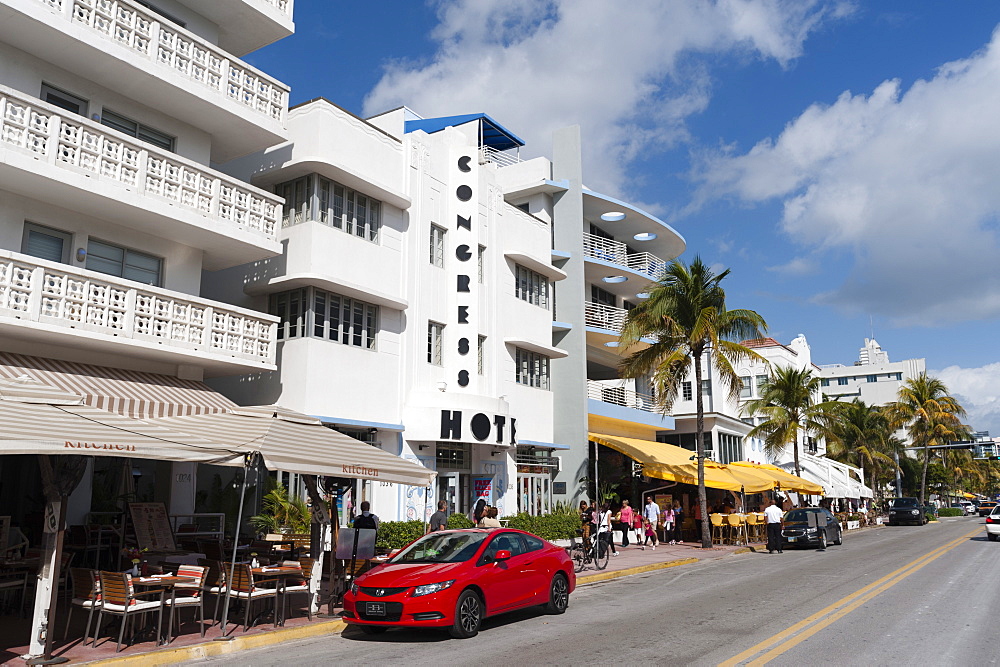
[314,291,327,338]
[23,224,69,263]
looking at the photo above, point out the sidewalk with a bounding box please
[574,538,751,585]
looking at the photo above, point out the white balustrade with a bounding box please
[584,301,627,333]
[587,380,658,413]
[479,145,521,168]
[263,0,293,19]
[0,86,281,242]
[583,233,666,279]
[33,0,288,124]
[0,251,277,366]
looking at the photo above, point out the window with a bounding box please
[275,176,382,241]
[436,442,470,470]
[866,375,877,383]
[275,176,310,226]
[741,417,755,426]
[821,378,830,387]
[591,285,616,307]
[478,245,486,283]
[739,376,752,399]
[478,335,486,375]
[270,288,378,348]
[313,289,378,349]
[515,265,549,308]
[86,239,161,285]
[515,347,550,389]
[428,322,444,365]
[100,109,174,151]
[589,224,614,240]
[701,380,712,396]
[41,83,87,116]
[681,382,692,401]
[133,0,185,26]
[755,375,768,394]
[430,225,446,267]
[894,373,903,381]
[838,377,848,386]
[21,222,71,263]
[521,534,544,553]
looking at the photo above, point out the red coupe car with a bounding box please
[343,528,576,638]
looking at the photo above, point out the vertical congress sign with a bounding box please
[454,152,475,389]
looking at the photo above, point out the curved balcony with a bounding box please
[0,86,282,269]
[587,380,656,412]
[583,232,667,294]
[174,0,294,55]
[583,189,686,260]
[587,379,671,430]
[585,301,627,334]
[0,250,277,374]
[2,0,289,160]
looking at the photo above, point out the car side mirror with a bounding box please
[494,549,512,562]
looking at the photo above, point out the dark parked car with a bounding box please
[781,507,843,548]
[887,497,927,525]
[978,501,998,517]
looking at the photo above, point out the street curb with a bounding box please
[82,618,348,666]
[576,557,700,585]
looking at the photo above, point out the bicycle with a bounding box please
[569,528,610,572]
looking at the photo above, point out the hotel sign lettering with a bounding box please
[440,409,517,445]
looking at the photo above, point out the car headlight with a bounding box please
[412,580,456,597]
[911,510,919,515]
[350,581,358,596]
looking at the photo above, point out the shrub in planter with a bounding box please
[505,512,579,541]
[937,507,963,517]
[374,520,425,550]
[926,512,937,522]
[847,513,863,522]
[447,514,475,529]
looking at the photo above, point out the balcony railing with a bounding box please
[479,145,521,168]
[587,380,657,413]
[0,250,277,366]
[0,86,282,242]
[585,302,627,333]
[583,233,667,279]
[263,0,293,18]
[32,0,288,124]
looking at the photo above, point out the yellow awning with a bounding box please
[730,461,825,495]
[963,492,976,499]
[589,433,774,493]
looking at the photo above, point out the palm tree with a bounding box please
[619,257,767,549]
[744,366,843,478]
[827,400,903,500]
[887,373,969,504]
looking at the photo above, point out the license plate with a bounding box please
[366,602,386,616]
[787,536,797,542]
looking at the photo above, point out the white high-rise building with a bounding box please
[818,338,926,407]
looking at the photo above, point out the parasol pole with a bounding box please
[216,451,258,640]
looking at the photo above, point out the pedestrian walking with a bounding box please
[662,504,676,544]
[428,500,448,532]
[643,496,660,531]
[580,500,595,553]
[353,501,380,531]
[477,506,501,528]
[641,517,658,549]
[471,498,487,524]
[764,497,784,554]
[618,500,635,547]
[598,503,618,556]
[672,501,685,543]
[633,511,645,550]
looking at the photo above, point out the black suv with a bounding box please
[781,508,843,548]
[887,497,927,525]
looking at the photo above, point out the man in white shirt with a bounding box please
[764,497,784,554]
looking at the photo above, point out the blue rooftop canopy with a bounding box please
[404,113,525,151]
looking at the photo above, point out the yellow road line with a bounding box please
[719,527,981,667]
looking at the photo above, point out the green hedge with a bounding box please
[937,507,963,517]
[447,514,475,529]
[375,521,425,550]
[504,512,579,541]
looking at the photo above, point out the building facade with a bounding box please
[818,338,926,407]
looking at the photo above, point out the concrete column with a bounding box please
[550,126,590,504]
[168,461,198,517]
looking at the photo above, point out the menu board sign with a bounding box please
[128,502,176,551]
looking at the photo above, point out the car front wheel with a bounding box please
[449,590,483,639]
[544,573,569,614]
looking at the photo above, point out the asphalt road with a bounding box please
[198,516,998,666]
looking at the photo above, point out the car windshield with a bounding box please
[784,509,821,522]
[890,498,919,508]
[389,532,488,564]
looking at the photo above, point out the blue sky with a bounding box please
[247,0,1000,434]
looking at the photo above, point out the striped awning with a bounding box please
[0,352,235,419]
[0,377,240,463]
[155,406,437,487]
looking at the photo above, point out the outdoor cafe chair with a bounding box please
[709,514,727,545]
[163,565,208,641]
[95,570,166,653]
[0,569,29,616]
[198,559,229,625]
[280,558,316,621]
[63,568,100,644]
[726,513,747,545]
[225,563,277,634]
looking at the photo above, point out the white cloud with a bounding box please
[363,0,846,197]
[934,363,1000,436]
[699,27,1000,326]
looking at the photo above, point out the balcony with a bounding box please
[1,0,289,160]
[585,301,627,333]
[173,0,294,55]
[587,380,656,413]
[0,249,277,374]
[0,85,283,269]
[479,145,522,168]
[583,232,667,280]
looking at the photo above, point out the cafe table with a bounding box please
[251,565,303,627]
[132,574,198,644]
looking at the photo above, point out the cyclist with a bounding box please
[579,500,595,555]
